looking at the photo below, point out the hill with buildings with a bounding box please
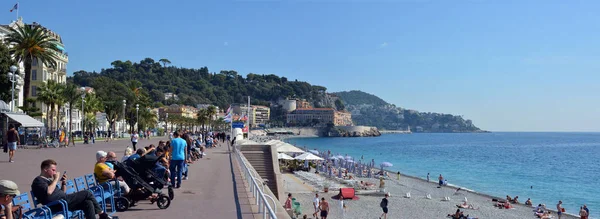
[333,90,484,132]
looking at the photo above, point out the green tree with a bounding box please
[159,58,171,67]
[8,25,61,108]
[0,42,17,102]
[334,99,345,111]
[37,80,64,135]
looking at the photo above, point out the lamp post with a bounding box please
[7,65,18,111]
[165,113,168,135]
[80,87,86,136]
[135,104,139,133]
[122,100,126,137]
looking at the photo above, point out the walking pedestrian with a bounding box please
[5,124,19,163]
[131,131,139,150]
[169,132,188,188]
[379,193,389,219]
[427,173,430,182]
[312,193,320,219]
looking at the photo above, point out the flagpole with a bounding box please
[247,96,250,140]
[16,2,18,21]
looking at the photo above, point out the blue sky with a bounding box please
[4,0,599,132]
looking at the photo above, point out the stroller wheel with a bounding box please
[168,186,174,200]
[156,194,171,209]
[115,197,130,212]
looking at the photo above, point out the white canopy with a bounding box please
[294,152,324,161]
[4,112,43,127]
[276,143,305,153]
[278,153,294,160]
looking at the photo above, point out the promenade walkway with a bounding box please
[0,137,253,219]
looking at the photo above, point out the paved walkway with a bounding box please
[0,137,246,219]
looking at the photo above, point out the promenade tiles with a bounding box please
[0,137,242,219]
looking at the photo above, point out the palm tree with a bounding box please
[159,58,171,68]
[138,108,158,131]
[37,80,63,137]
[197,109,208,132]
[62,83,81,145]
[8,25,61,106]
[76,93,103,135]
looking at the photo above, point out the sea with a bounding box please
[287,132,599,218]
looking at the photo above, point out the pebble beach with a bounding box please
[250,132,581,219]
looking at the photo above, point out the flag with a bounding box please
[224,113,232,123]
[9,3,17,12]
[225,105,232,115]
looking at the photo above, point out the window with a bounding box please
[32,58,37,66]
[32,70,37,80]
[43,70,47,81]
[32,85,37,96]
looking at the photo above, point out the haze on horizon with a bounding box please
[6,0,599,132]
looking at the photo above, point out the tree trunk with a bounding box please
[22,57,32,109]
[50,103,55,138]
[56,105,62,138]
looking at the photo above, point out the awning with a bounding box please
[4,112,44,127]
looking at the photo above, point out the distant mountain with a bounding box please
[333,90,484,133]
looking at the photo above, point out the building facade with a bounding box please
[158,104,198,119]
[237,105,270,127]
[287,108,353,126]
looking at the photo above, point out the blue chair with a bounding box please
[12,193,52,219]
[76,175,108,214]
[30,190,83,219]
[64,180,77,194]
[86,174,116,215]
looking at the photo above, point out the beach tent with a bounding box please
[276,143,305,153]
[278,153,294,160]
[294,152,324,161]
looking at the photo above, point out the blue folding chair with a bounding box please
[64,180,77,194]
[85,174,116,215]
[30,190,83,219]
[12,193,52,219]
[76,175,108,214]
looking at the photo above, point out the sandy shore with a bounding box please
[284,170,579,219]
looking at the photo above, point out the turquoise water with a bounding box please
[289,132,600,218]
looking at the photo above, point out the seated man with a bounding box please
[31,159,111,219]
[95,151,131,195]
[0,180,20,219]
[525,198,532,206]
[128,148,151,161]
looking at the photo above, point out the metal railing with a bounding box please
[233,145,278,219]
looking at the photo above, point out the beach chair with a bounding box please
[12,193,52,219]
[75,176,109,214]
[63,180,77,194]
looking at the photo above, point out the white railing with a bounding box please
[234,146,278,219]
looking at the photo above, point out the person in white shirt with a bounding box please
[131,132,139,150]
[313,193,320,218]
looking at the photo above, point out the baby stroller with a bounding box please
[83,134,89,144]
[108,155,174,211]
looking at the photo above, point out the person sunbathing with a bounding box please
[503,201,513,209]
[457,201,479,210]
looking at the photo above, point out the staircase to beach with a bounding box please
[240,145,280,199]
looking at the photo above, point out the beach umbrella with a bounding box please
[345,155,352,160]
[380,162,393,167]
[278,153,294,160]
[295,152,325,161]
[308,149,319,155]
[335,155,344,159]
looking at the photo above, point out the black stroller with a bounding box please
[108,155,174,211]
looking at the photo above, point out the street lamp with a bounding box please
[165,113,169,134]
[7,65,19,111]
[122,100,126,137]
[135,104,139,133]
[80,87,86,136]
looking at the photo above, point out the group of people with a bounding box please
[284,192,389,219]
[0,128,218,219]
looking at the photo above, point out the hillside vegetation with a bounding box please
[334,90,483,132]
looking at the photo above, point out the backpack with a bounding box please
[380,198,386,208]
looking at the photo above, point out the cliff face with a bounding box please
[323,126,381,137]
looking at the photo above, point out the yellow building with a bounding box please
[159,104,198,119]
[287,108,353,126]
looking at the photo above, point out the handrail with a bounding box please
[234,145,278,219]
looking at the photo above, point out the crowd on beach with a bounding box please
[254,134,593,219]
[1,127,231,219]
